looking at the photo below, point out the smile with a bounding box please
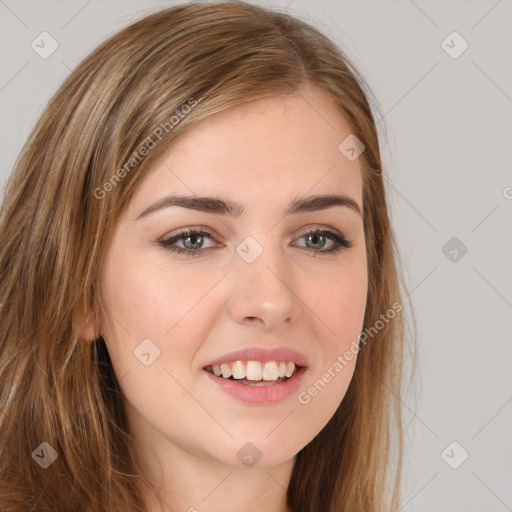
[202,346,308,403]
[204,360,298,385]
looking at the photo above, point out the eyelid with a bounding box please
[159,225,216,241]
[294,223,345,237]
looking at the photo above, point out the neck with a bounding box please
[132,437,295,512]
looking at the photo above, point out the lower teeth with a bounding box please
[236,378,285,386]
[228,375,289,385]
[206,367,297,384]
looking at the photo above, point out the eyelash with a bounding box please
[157,227,353,258]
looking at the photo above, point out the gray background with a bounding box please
[1,0,511,510]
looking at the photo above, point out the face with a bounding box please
[94,85,367,472]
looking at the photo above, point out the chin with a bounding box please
[211,432,304,470]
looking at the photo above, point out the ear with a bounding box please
[73,312,99,342]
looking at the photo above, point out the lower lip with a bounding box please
[204,367,306,405]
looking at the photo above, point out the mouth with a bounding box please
[203,360,302,386]
[202,346,308,403]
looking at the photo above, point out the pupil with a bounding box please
[184,235,202,249]
[307,234,324,249]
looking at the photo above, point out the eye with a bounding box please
[292,227,353,253]
[158,228,218,258]
[157,226,353,257]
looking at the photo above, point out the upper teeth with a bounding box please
[211,361,296,381]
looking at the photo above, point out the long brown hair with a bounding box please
[0,2,415,510]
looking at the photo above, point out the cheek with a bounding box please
[296,281,365,432]
[101,253,217,339]
[99,256,225,388]
[307,261,367,360]
[326,278,367,350]
[98,262,215,431]
[298,258,367,411]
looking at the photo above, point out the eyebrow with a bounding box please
[135,193,362,220]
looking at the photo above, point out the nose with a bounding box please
[227,243,300,331]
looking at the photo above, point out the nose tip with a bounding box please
[229,252,297,331]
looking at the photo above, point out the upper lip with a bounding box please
[203,346,309,368]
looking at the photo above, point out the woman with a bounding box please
[0,1,414,510]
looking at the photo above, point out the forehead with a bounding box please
[128,87,363,216]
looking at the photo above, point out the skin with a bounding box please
[81,85,368,512]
